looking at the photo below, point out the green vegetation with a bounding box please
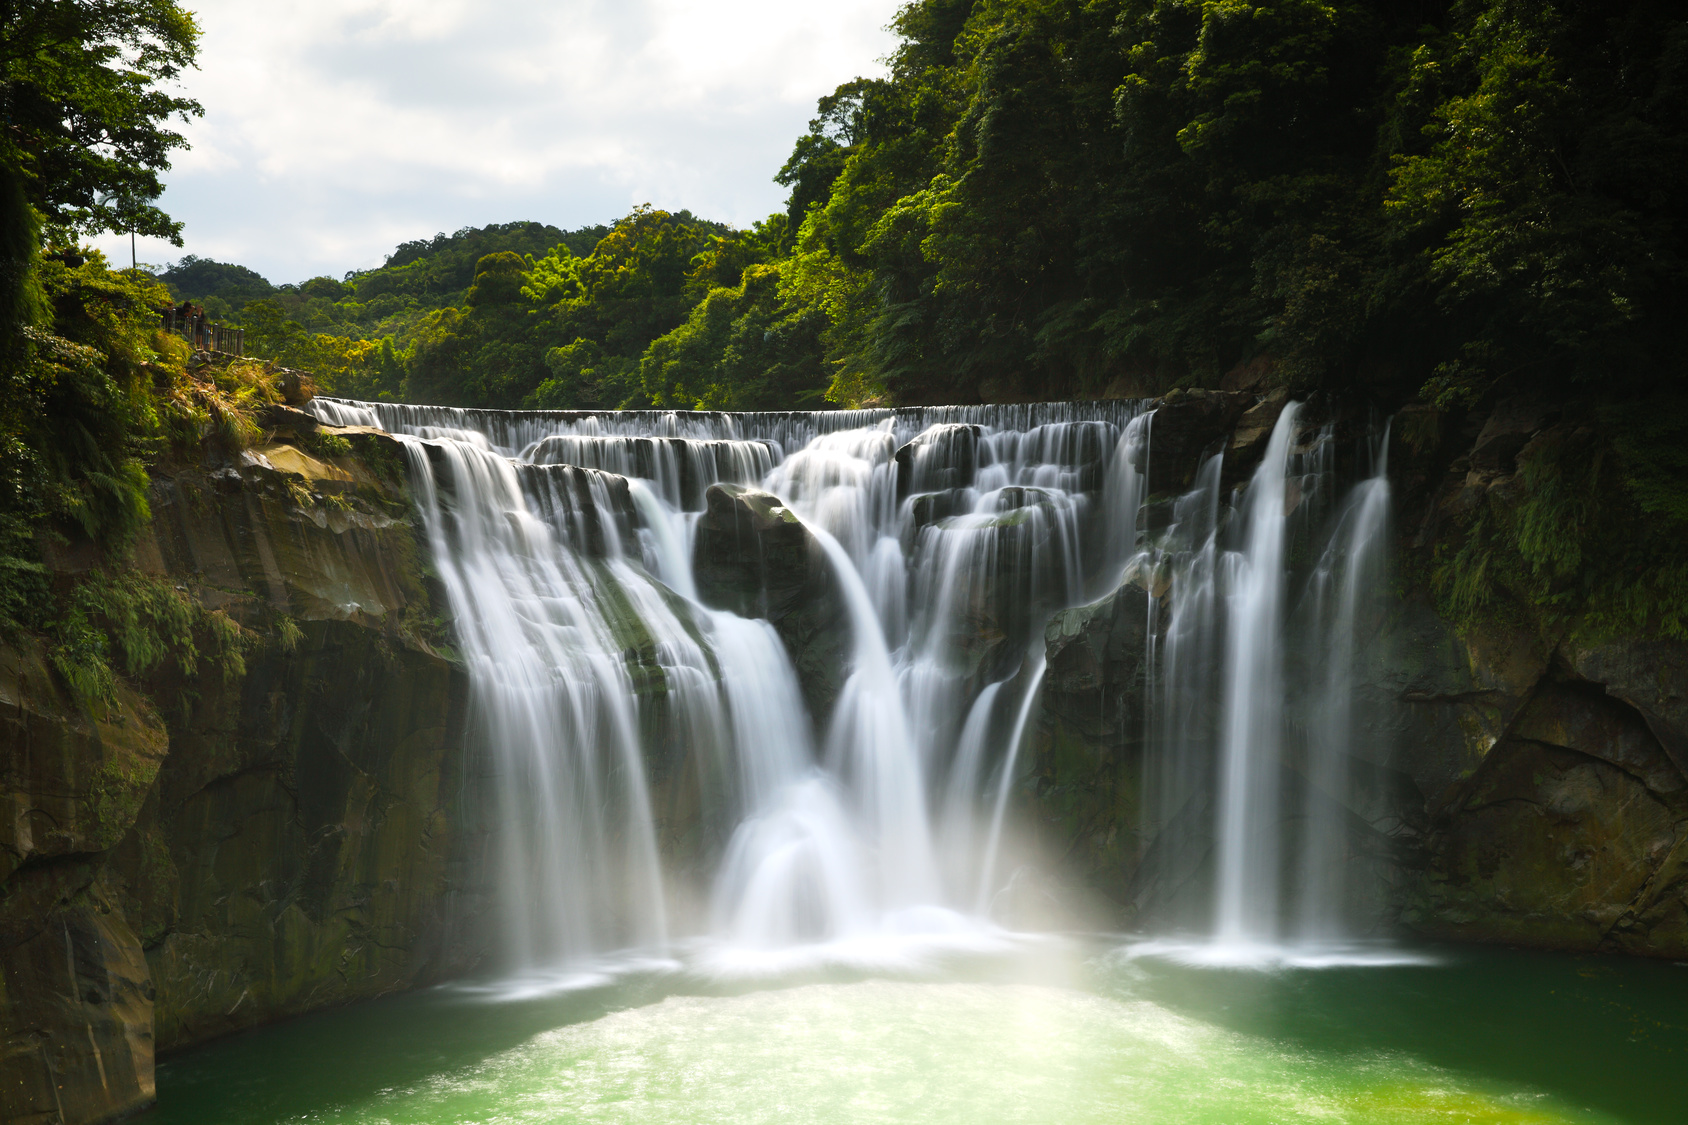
[166,208,812,409]
[167,1,1686,415]
[1434,424,1688,642]
[51,571,249,711]
[5,0,1687,659]
[1,0,201,244]
[0,0,301,714]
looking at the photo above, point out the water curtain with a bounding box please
[310,396,1392,963]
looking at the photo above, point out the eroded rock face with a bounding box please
[894,424,981,498]
[1029,573,1426,934]
[0,430,489,1123]
[1568,640,1688,776]
[1030,581,1151,909]
[693,484,848,723]
[0,641,164,1125]
[129,620,479,1051]
[1225,387,1292,471]
[135,439,487,1053]
[1407,668,1688,956]
[1136,389,1251,493]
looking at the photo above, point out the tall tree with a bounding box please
[0,0,202,244]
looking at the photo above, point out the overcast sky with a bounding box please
[89,0,902,285]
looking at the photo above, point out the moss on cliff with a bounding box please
[1,421,488,1123]
[1430,403,1688,645]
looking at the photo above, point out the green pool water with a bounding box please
[137,939,1688,1125]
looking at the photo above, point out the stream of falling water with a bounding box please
[309,396,1393,973]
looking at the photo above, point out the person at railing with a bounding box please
[158,301,243,355]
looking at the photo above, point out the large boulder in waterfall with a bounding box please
[895,424,981,499]
[907,488,968,532]
[1030,580,1153,917]
[694,484,813,619]
[693,484,849,722]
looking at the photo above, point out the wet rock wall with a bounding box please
[0,428,490,1124]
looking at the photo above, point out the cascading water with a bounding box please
[1293,421,1393,940]
[1213,402,1301,946]
[1126,403,1396,960]
[309,393,1393,971]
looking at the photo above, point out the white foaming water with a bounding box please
[1127,403,1398,962]
[311,394,1394,975]
[1213,402,1302,943]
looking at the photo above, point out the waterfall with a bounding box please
[310,393,1392,970]
[1212,403,1300,945]
[398,438,672,965]
[1294,423,1392,939]
[1132,404,1396,958]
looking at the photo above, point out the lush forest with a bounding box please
[4,0,1688,647]
[164,0,1688,425]
[165,209,814,411]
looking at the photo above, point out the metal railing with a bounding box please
[162,304,245,356]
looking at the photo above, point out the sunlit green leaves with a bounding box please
[1,0,203,242]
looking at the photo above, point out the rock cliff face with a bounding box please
[0,640,165,1125]
[0,428,489,1124]
[1032,582,1151,911]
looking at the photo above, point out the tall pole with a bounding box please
[131,229,136,271]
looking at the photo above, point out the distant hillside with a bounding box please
[157,220,607,339]
[159,257,275,308]
[150,208,806,411]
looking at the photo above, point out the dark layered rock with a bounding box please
[1408,676,1688,954]
[0,641,165,1125]
[895,423,982,499]
[693,484,848,724]
[1024,384,1688,959]
[0,432,490,1124]
[1029,573,1424,933]
[1029,580,1151,908]
[1224,387,1291,472]
[516,463,638,558]
[528,435,773,510]
[1137,388,1251,492]
[906,489,968,533]
[1469,395,1558,474]
[133,441,488,1054]
[1568,640,1688,777]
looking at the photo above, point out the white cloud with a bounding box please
[91,0,901,283]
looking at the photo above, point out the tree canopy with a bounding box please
[1,0,1684,649]
[0,0,203,243]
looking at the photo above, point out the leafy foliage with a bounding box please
[0,0,202,243]
[50,572,248,712]
[160,255,276,307]
[635,264,831,410]
[164,211,773,407]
